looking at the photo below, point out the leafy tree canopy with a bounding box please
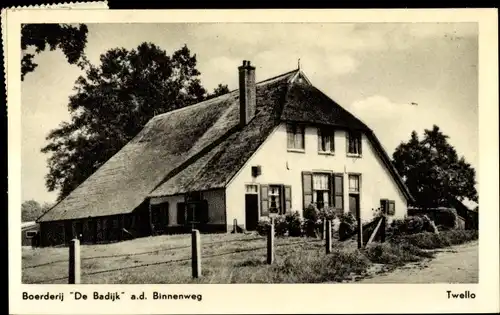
[21,23,89,81]
[392,125,478,208]
[42,42,229,201]
[22,200,52,222]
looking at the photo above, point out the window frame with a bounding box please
[348,174,361,194]
[312,173,331,210]
[259,184,291,216]
[25,230,37,238]
[346,130,363,157]
[317,127,335,155]
[303,171,344,212]
[286,123,305,152]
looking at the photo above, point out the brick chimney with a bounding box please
[238,60,256,126]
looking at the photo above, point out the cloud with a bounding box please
[348,95,422,152]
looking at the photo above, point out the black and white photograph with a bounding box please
[6,7,499,315]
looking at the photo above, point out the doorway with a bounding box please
[245,184,259,231]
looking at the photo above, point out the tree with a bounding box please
[392,125,478,208]
[42,43,227,201]
[22,200,52,222]
[21,23,89,81]
[206,84,230,100]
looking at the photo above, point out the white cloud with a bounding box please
[348,95,422,152]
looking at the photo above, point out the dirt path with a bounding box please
[358,241,479,283]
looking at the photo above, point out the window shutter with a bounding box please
[260,185,269,216]
[284,185,292,213]
[302,172,313,209]
[333,173,344,213]
[380,199,388,214]
[177,203,186,224]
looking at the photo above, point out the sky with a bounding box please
[21,22,479,205]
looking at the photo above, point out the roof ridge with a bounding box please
[151,68,299,121]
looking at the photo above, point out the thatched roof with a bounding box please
[39,67,413,222]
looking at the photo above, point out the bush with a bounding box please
[272,247,370,283]
[408,207,458,230]
[338,212,357,240]
[390,215,438,236]
[391,230,478,249]
[364,242,434,266]
[255,212,304,237]
[274,215,288,237]
[256,218,271,236]
[285,211,303,237]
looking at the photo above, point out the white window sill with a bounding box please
[287,148,305,153]
[347,153,362,158]
[318,151,335,156]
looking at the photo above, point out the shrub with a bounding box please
[285,211,303,237]
[392,230,478,249]
[255,212,304,237]
[338,213,357,240]
[390,215,438,236]
[364,242,434,266]
[302,204,321,238]
[274,215,288,236]
[408,207,458,229]
[318,206,336,221]
[303,204,320,222]
[256,218,271,236]
[271,247,370,283]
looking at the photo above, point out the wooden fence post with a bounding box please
[325,219,332,254]
[69,238,81,284]
[321,219,326,240]
[357,216,363,249]
[233,219,238,233]
[191,229,201,278]
[267,218,275,264]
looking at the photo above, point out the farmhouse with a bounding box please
[37,60,414,246]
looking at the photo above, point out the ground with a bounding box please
[22,232,478,284]
[358,241,479,283]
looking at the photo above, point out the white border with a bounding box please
[5,8,499,315]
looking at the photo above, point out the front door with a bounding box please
[349,194,360,219]
[245,194,259,231]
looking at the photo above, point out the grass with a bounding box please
[22,230,479,284]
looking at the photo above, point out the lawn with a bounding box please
[23,232,331,284]
[22,230,478,284]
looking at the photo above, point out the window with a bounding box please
[347,131,362,155]
[287,123,305,150]
[269,185,282,214]
[25,231,37,238]
[178,201,209,225]
[302,172,344,211]
[313,174,330,209]
[348,174,360,193]
[245,184,258,194]
[318,127,335,153]
[380,199,396,216]
[260,184,291,216]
